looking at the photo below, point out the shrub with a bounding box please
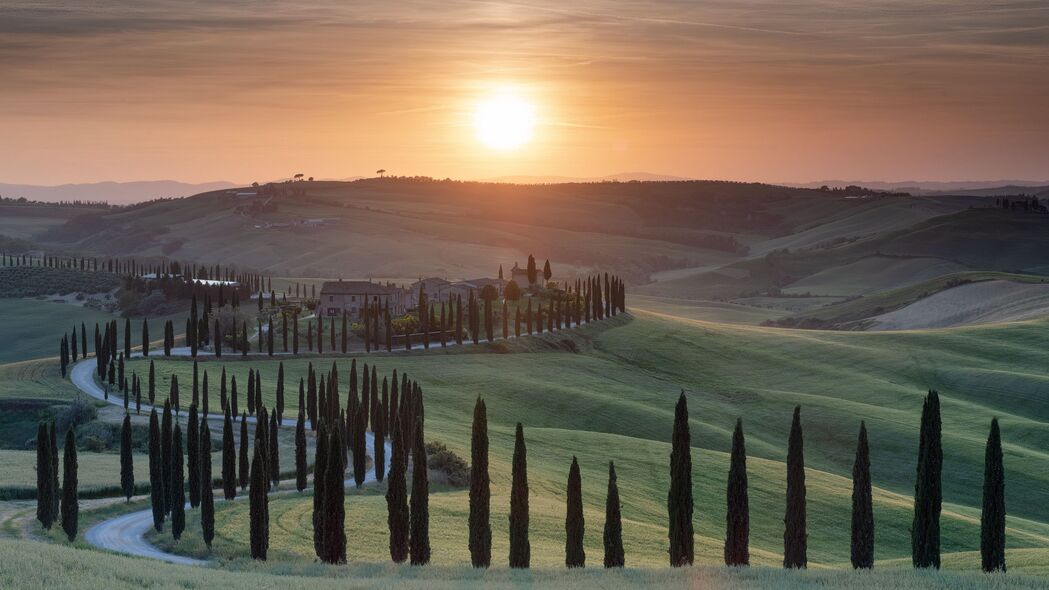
[425,441,469,487]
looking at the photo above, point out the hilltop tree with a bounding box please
[149,409,165,530]
[36,422,53,529]
[295,409,307,492]
[509,422,530,568]
[527,254,537,285]
[603,461,624,568]
[121,413,134,501]
[249,445,269,560]
[668,391,694,566]
[409,420,431,565]
[200,422,215,549]
[912,390,942,569]
[725,418,749,566]
[171,424,186,540]
[222,408,236,500]
[385,416,409,563]
[61,426,79,541]
[981,418,1006,573]
[469,398,491,568]
[565,456,586,568]
[784,406,807,569]
[543,259,552,282]
[187,405,200,508]
[851,421,874,569]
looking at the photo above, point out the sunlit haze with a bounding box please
[2,0,1047,184]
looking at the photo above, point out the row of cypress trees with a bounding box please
[34,420,78,541]
[665,390,1006,572]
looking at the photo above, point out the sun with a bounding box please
[473,90,537,151]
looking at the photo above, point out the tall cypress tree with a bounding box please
[200,421,215,549]
[784,406,807,569]
[171,424,186,540]
[161,400,173,513]
[187,405,200,508]
[148,360,156,404]
[725,418,749,566]
[603,461,624,568]
[269,411,280,487]
[149,409,165,530]
[981,418,1006,573]
[469,398,491,568]
[222,408,236,500]
[36,422,53,529]
[409,420,431,565]
[668,391,693,567]
[239,413,249,490]
[295,409,307,492]
[276,362,285,423]
[912,390,942,569]
[313,421,329,558]
[49,421,59,519]
[322,428,347,563]
[385,416,409,563]
[60,426,79,541]
[249,444,269,560]
[565,456,586,568]
[509,422,530,568]
[120,413,134,501]
[851,421,874,569]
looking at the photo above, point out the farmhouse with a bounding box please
[510,262,538,286]
[316,279,407,318]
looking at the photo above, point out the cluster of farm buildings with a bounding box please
[316,262,539,319]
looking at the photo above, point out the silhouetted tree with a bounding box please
[469,398,491,568]
[981,418,1006,573]
[603,461,624,568]
[171,424,186,540]
[565,456,586,567]
[200,421,214,549]
[249,444,269,560]
[161,400,173,512]
[60,426,78,541]
[121,413,134,501]
[784,406,807,569]
[912,390,942,569]
[851,421,874,569]
[239,413,249,490]
[149,409,165,530]
[509,422,530,568]
[668,391,693,566]
[295,409,307,492]
[725,418,749,566]
[187,405,200,508]
[222,408,236,500]
[386,417,409,563]
[409,420,431,565]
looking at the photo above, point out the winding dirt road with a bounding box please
[71,354,390,565]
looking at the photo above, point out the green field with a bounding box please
[123,312,1049,572]
[2,537,1044,590]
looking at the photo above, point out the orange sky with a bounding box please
[2,1,1048,185]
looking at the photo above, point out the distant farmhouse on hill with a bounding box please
[316,279,408,318]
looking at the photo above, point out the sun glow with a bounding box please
[472,90,537,151]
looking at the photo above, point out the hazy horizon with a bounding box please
[3,0,1047,185]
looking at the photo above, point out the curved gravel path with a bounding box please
[71,354,390,565]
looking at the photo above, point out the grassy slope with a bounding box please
[637,209,1049,302]
[790,272,1049,326]
[126,313,1049,572]
[0,300,118,364]
[782,256,967,297]
[2,538,1045,590]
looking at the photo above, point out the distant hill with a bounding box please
[0,180,238,205]
[788,178,1049,194]
[484,172,692,184]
